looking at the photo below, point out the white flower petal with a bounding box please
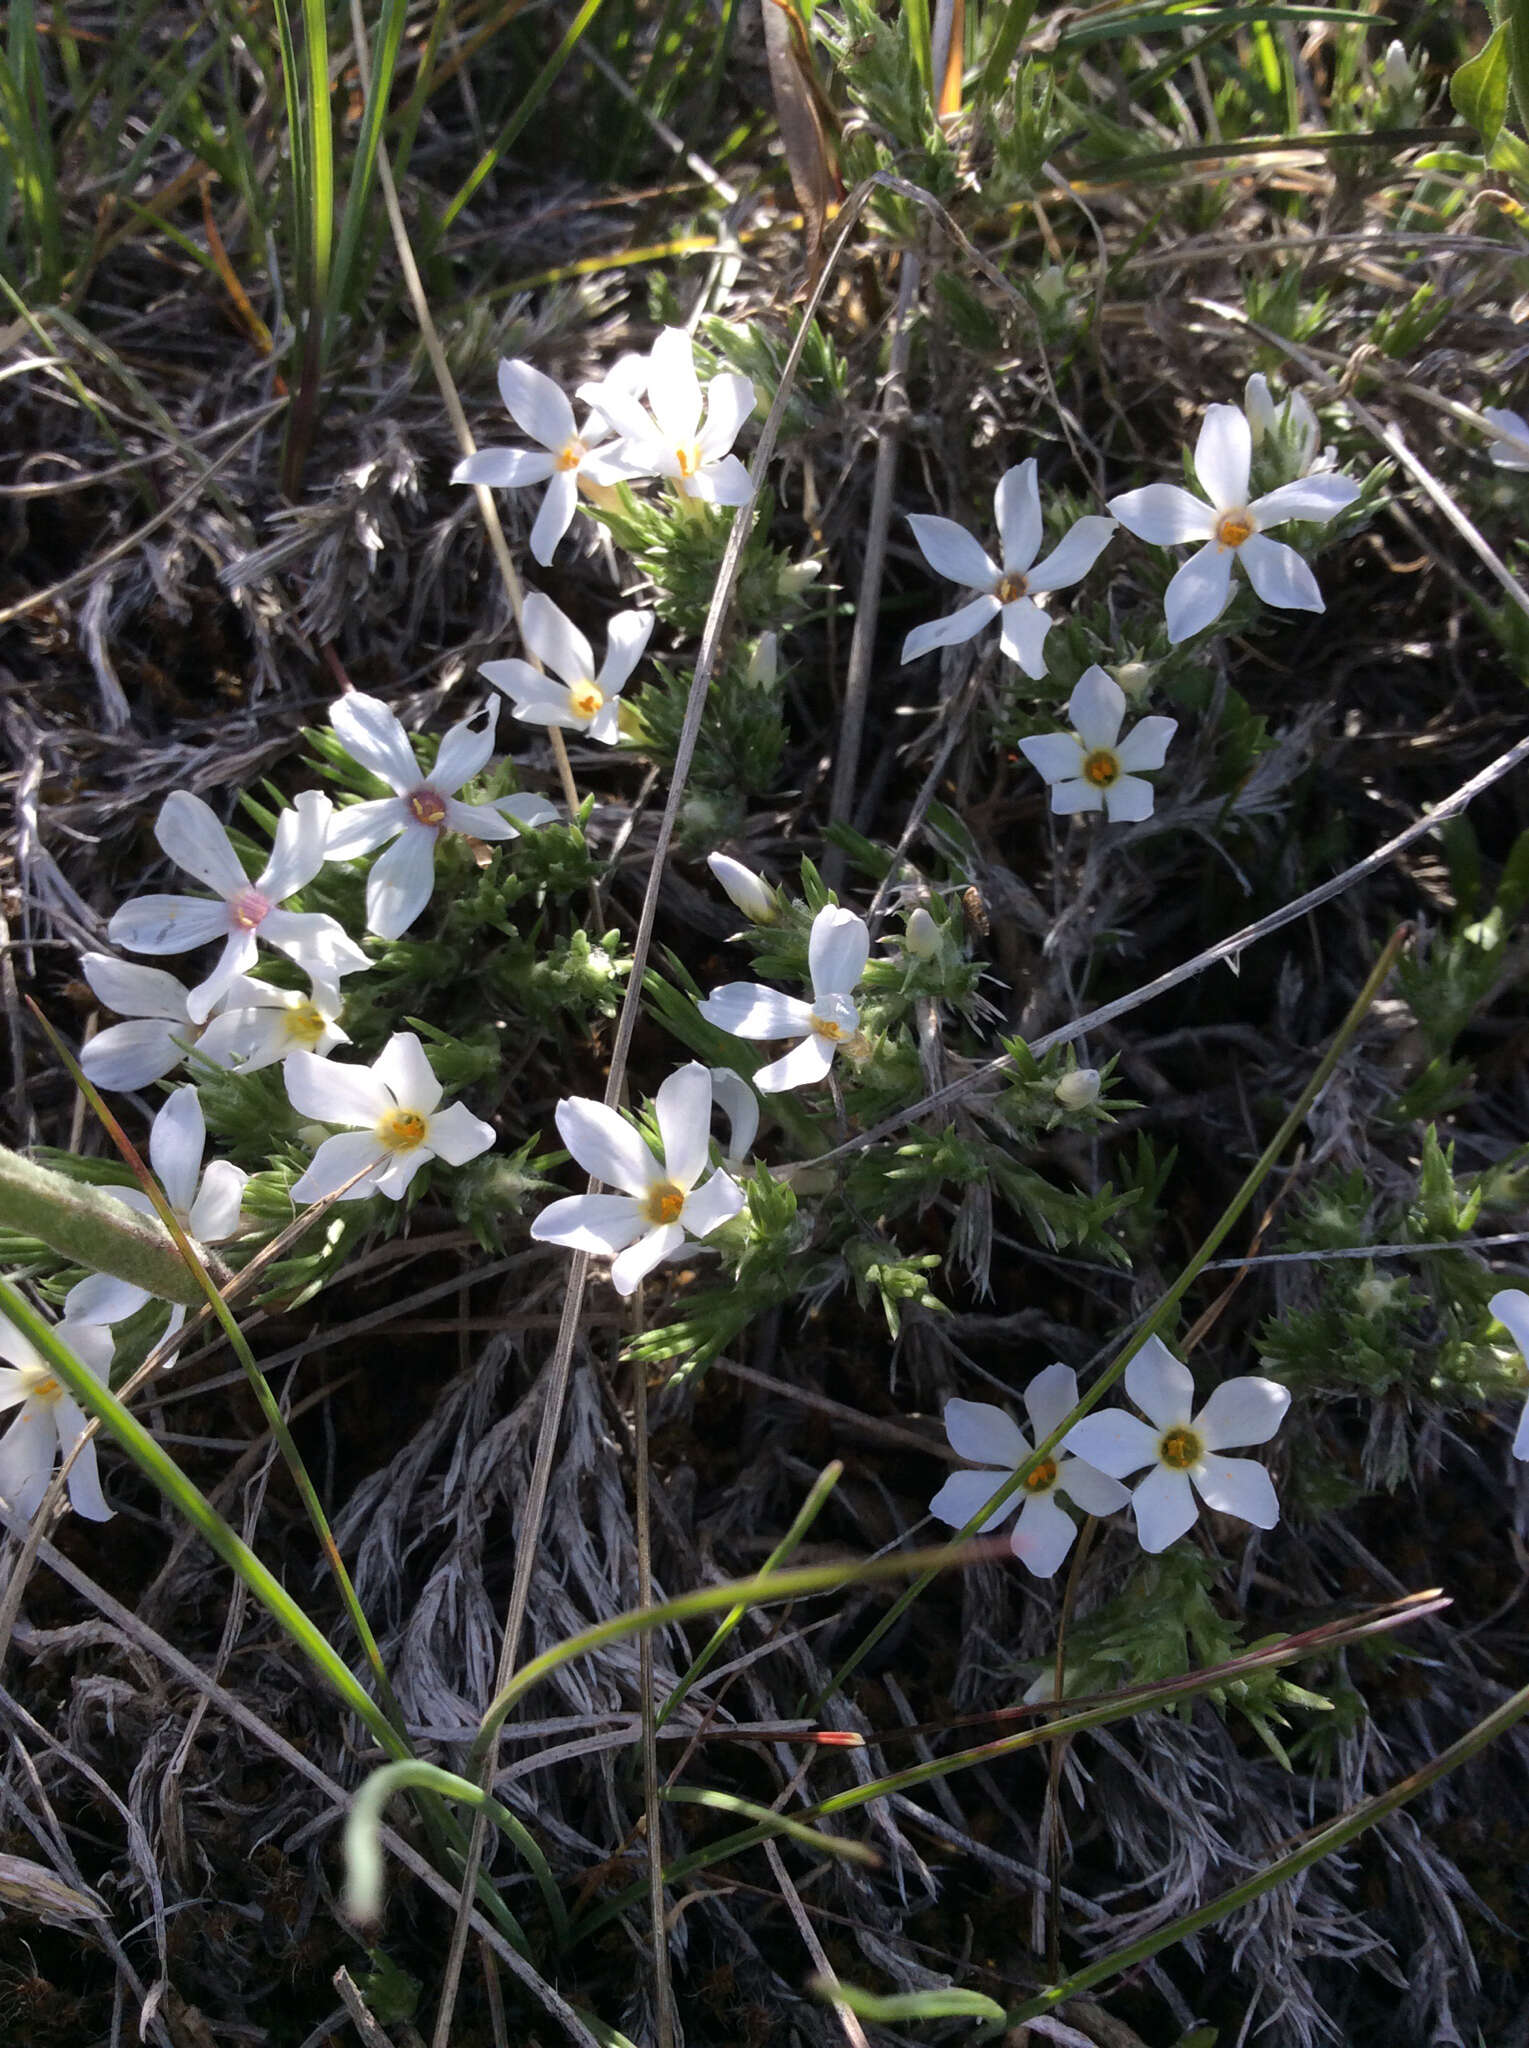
[680,1167,743,1239]
[490,793,558,831]
[149,1087,206,1215]
[1062,1410,1160,1478]
[453,447,557,489]
[556,1098,658,1197]
[808,906,869,1004]
[1055,1456,1131,1517]
[1050,779,1106,816]
[907,514,999,592]
[197,1006,292,1071]
[994,461,1042,574]
[65,1271,150,1324]
[426,1100,497,1166]
[1023,1364,1079,1443]
[326,798,406,861]
[1067,666,1126,752]
[497,357,575,450]
[429,704,498,796]
[1163,541,1234,643]
[329,692,419,794]
[1248,475,1360,527]
[599,608,656,696]
[576,376,653,443]
[532,1192,646,1254]
[698,984,815,1041]
[1490,1287,1529,1365]
[1193,403,1252,510]
[258,790,333,901]
[710,1068,759,1161]
[1101,775,1156,824]
[611,1221,688,1296]
[944,1397,1031,1469]
[1195,1374,1291,1451]
[443,797,517,842]
[530,468,580,566]
[1028,515,1117,593]
[260,910,369,984]
[521,592,595,686]
[690,452,752,504]
[753,1033,836,1094]
[291,1130,386,1204]
[1513,1394,1529,1460]
[284,1049,391,1127]
[58,1416,112,1521]
[189,1158,249,1243]
[1017,732,1086,786]
[647,327,705,441]
[1235,532,1324,613]
[1125,1336,1195,1427]
[1011,1491,1078,1578]
[80,955,190,1022]
[372,1031,442,1114]
[929,1467,1018,1534]
[654,1062,713,1190]
[0,1404,59,1518]
[998,597,1053,679]
[1115,716,1178,772]
[697,372,756,459]
[482,665,579,727]
[901,594,1002,662]
[80,1020,188,1091]
[1106,482,1215,545]
[1131,1464,1199,1552]
[186,930,259,1022]
[107,893,231,957]
[1192,1451,1280,1528]
[1484,406,1529,471]
[373,1147,435,1200]
[155,792,249,898]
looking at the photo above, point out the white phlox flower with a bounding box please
[1482,407,1529,472]
[109,790,369,1022]
[1243,373,1328,475]
[902,459,1116,676]
[578,326,756,505]
[451,357,635,565]
[707,852,779,924]
[285,1031,496,1204]
[698,905,870,1095]
[1017,666,1177,823]
[324,693,556,939]
[0,1309,114,1521]
[1063,1336,1291,1554]
[63,1086,249,1345]
[479,594,654,745]
[928,1365,1130,1578]
[531,1062,744,1296]
[197,973,349,1072]
[79,955,207,1091]
[1486,1288,1529,1459]
[1107,402,1360,643]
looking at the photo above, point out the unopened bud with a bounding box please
[1244,372,1277,447]
[1112,660,1154,700]
[1032,265,1068,312]
[1053,1068,1101,1111]
[707,852,777,923]
[745,632,778,689]
[904,908,940,958]
[778,558,822,598]
[1383,40,1413,93]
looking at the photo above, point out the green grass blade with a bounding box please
[329,0,409,326]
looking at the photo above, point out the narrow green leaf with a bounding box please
[1451,22,1510,149]
[812,1980,1005,2022]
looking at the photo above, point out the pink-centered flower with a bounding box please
[1108,403,1359,643]
[578,327,755,504]
[108,791,368,1022]
[699,905,870,1095]
[324,693,555,939]
[1017,667,1177,823]
[902,460,1116,676]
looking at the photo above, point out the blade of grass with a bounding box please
[328,0,409,326]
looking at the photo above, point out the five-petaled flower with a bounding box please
[0,1307,115,1521]
[479,594,654,744]
[929,1366,1130,1578]
[531,1061,744,1296]
[285,1032,496,1204]
[1064,1337,1291,1554]
[78,955,207,1091]
[1108,402,1359,642]
[579,326,755,504]
[1482,406,1529,473]
[197,973,349,1072]
[1487,1288,1529,1460]
[902,460,1116,676]
[324,693,555,938]
[451,357,636,565]
[1018,666,1177,823]
[109,791,368,1022]
[699,905,870,1094]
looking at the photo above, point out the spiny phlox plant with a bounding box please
[6,324,1524,1609]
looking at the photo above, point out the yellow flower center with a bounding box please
[16,1364,61,1405]
[1082,749,1120,787]
[641,1179,687,1226]
[1215,510,1255,549]
[1158,1425,1203,1471]
[997,572,1028,604]
[811,1016,848,1043]
[230,887,271,931]
[407,787,448,829]
[675,443,704,479]
[568,679,604,722]
[1022,1457,1058,1494]
[287,1000,328,1049]
[555,438,587,472]
[378,1107,428,1152]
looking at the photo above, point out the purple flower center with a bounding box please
[229,886,272,931]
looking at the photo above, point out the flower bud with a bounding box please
[777,558,822,598]
[745,632,778,690]
[1053,1067,1101,1111]
[1032,265,1069,312]
[1383,40,1413,93]
[904,907,940,958]
[1244,372,1278,447]
[1112,660,1154,700]
[707,852,777,923]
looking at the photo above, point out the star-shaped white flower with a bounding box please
[109,791,369,1022]
[63,1086,249,1342]
[902,460,1116,676]
[928,1365,1130,1578]
[479,594,654,745]
[451,357,636,565]
[531,1062,743,1296]
[1107,403,1360,642]
[1017,666,1177,823]
[197,973,349,1072]
[1483,407,1529,472]
[323,693,555,939]
[698,905,870,1095]
[79,955,208,1091]
[0,1307,115,1521]
[578,326,755,504]
[1487,1288,1529,1459]
[285,1031,496,1204]
[1064,1337,1291,1554]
